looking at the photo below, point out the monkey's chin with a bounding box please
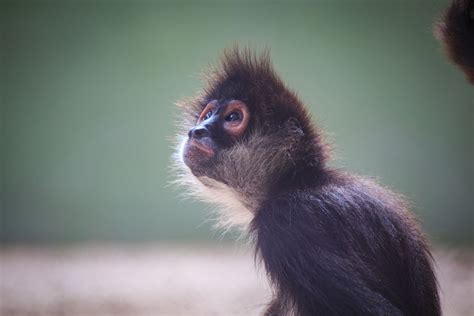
[182,139,215,171]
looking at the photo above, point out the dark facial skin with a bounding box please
[183,100,250,173]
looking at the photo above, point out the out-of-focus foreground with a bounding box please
[1,244,472,316]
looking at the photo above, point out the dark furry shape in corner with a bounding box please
[436,0,474,84]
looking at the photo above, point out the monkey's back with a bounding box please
[252,175,440,316]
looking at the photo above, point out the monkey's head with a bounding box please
[174,48,328,229]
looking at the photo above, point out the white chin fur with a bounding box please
[171,137,253,232]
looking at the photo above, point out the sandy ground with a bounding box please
[1,244,473,316]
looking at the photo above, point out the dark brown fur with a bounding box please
[436,0,474,83]
[175,48,441,315]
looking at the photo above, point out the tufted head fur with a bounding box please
[172,47,329,230]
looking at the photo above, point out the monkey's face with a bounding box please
[174,48,326,229]
[182,99,250,175]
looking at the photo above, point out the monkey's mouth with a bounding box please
[187,139,214,156]
[183,138,216,168]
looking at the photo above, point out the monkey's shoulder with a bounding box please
[258,177,409,223]
[252,176,419,249]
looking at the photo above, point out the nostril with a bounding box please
[188,127,209,139]
[195,129,205,137]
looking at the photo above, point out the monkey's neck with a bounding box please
[271,163,330,196]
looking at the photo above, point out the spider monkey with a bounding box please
[173,2,472,315]
[436,0,474,84]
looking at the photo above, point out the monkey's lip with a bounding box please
[187,139,215,156]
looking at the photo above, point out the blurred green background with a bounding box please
[1,0,472,246]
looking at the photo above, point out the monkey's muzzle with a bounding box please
[183,137,216,169]
[187,138,214,156]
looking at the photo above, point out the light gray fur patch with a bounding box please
[172,128,302,231]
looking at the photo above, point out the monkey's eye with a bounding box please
[204,110,213,120]
[221,101,249,137]
[198,102,217,123]
[225,112,242,122]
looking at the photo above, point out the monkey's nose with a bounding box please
[188,126,210,139]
